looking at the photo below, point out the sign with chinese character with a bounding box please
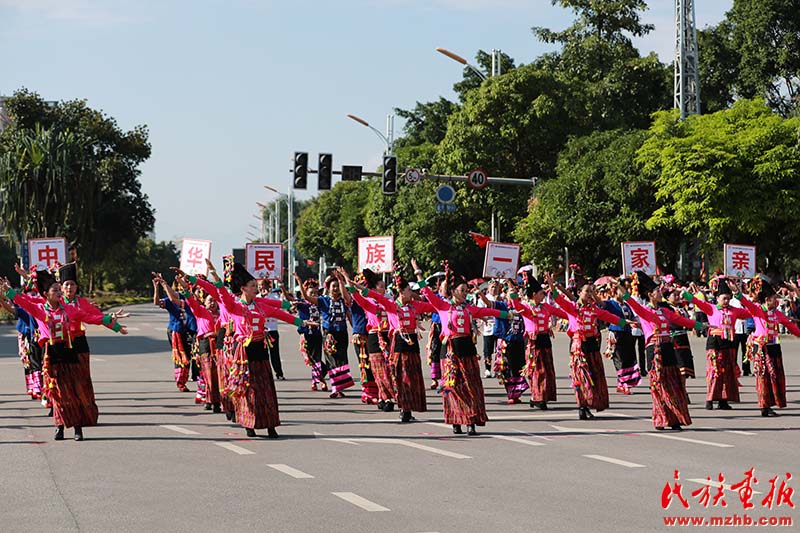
[28,238,67,270]
[621,241,657,276]
[724,244,756,278]
[483,241,520,279]
[246,243,283,280]
[179,238,212,276]
[358,236,394,274]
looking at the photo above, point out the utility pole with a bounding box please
[287,184,295,295]
[675,0,700,119]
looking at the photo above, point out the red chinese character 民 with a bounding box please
[731,468,758,510]
[254,249,275,272]
[629,247,651,269]
[762,473,795,510]
[365,243,386,266]
[662,470,690,509]
[731,250,750,271]
[37,246,59,266]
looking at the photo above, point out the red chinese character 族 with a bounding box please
[254,249,275,271]
[762,473,795,510]
[731,467,758,510]
[37,245,59,266]
[731,250,750,271]
[365,243,386,265]
[629,247,651,269]
[662,470,690,509]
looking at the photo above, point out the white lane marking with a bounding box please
[313,431,326,438]
[124,327,141,331]
[267,464,314,479]
[583,454,646,468]
[490,435,546,447]
[639,432,734,448]
[698,426,757,436]
[324,437,470,459]
[512,428,553,442]
[160,425,200,435]
[92,357,107,362]
[687,478,762,495]
[214,442,255,455]
[332,492,390,512]
[550,425,622,434]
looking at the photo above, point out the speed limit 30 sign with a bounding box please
[467,168,488,190]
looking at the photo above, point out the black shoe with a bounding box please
[382,401,395,412]
[204,403,212,411]
[761,407,779,417]
[231,412,237,423]
[225,410,233,421]
[529,400,537,408]
[212,404,222,414]
[377,400,385,411]
[467,424,477,436]
[705,401,714,410]
[670,425,683,431]
[276,375,286,381]
[267,428,279,439]
[245,428,257,438]
[74,427,83,441]
[48,407,53,417]
[54,426,64,441]
[400,410,413,423]
[655,426,665,431]
[718,400,733,410]
[452,424,463,434]
[539,402,548,410]
[578,408,588,420]
[585,409,595,419]
[685,394,691,405]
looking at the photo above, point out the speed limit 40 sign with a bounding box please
[467,168,488,190]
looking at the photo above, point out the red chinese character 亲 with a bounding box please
[365,243,386,266]
[762,473,795,510]
[662,470,690,509]
[37,246,59,266]
[731,250,750,271]
[629,248,651,269]
[254,249,275,271]
[730,468,758,509]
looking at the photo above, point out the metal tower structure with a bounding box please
[675,0,701,118]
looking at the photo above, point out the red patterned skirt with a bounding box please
[569,336,609,411]
[649,344,691,428]
[197,336,220,405]
[526,334,557,403]
[753,343,786,409]
[441,337,487,426]
[390,334,427,412]
[705,337,740,402]
[234,342,280,430]
[367,331,396,401]
[44,341,98,428]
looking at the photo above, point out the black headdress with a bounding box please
[36,269,58,294]
[229,262,255,294]
[757,282,776,303]
[362,268,380,290]
[634,270,658,295]
[525,271,544,298]
[58,262,78,284]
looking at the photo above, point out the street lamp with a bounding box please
[264,184,296,294]
[435,47,489,80]
[346,113,394,155]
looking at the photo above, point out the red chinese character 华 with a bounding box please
[254,249,275,272]
[185,246,204,269]
[762,473,795,510]
[37,245,59,266]
[662,470,690,509]
[366,243,386,266]
[731,467,758,509]
[731,250,751,271]
[629,247,651,269]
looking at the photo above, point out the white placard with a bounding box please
[246,243,284,280]
[724,244,756,279]
[358,236,394,274]
[28,238,67,270]
[621,241,657,276]
[180,239,212,276]
[483,241,520,279]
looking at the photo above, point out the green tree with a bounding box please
[697,21,739,113]
[451,50,516,101]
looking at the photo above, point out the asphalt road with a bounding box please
[1,304,798,532]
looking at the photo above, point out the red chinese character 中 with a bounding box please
[37,246,59,266]
[662,470,690,509]
[731,250,750,271]
[254,249,275,272]
[762,473,795,510]
[629,247,651,269]
[730,468,758,510]
[366,243,386,266]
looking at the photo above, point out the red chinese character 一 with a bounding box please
[254,249,275,272]
[366,243,386,266]
[37,245,59,266]
[629,247,651,269]
[731,250,751,271]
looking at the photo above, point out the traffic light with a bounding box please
[341,165,362,181]
[382,155,397,195]
[293,152,308,189]
[318,153,332,190]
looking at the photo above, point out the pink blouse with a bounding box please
[625,297,697,346]
[10,291,114,344]
[554,293,626,338]
[511,297,568,336]
[685,292,751,340]
[420,285,502,337]
[366,289,437,333]
[739,297,800,341]
[350,291,390,332]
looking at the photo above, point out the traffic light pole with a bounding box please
[287,184,295,295]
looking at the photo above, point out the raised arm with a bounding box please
[350,289,379,315]
[622,294,657,324]
[205,258,222,284]
[739,294,767,321]
[662,307,702,331]
[775,309,800,337]
[410,300,437,315]
[594,306,628,329]
[682,290,713,315]
[366,288,397,313]
[1,282,45,322]
[541,301,568,321]
[255,300,308,327]
[419,282,450,312]
[509,295,533,320]
[468,304,507,320]
[294,272,318,306]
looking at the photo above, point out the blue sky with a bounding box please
[1,0,732,262]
